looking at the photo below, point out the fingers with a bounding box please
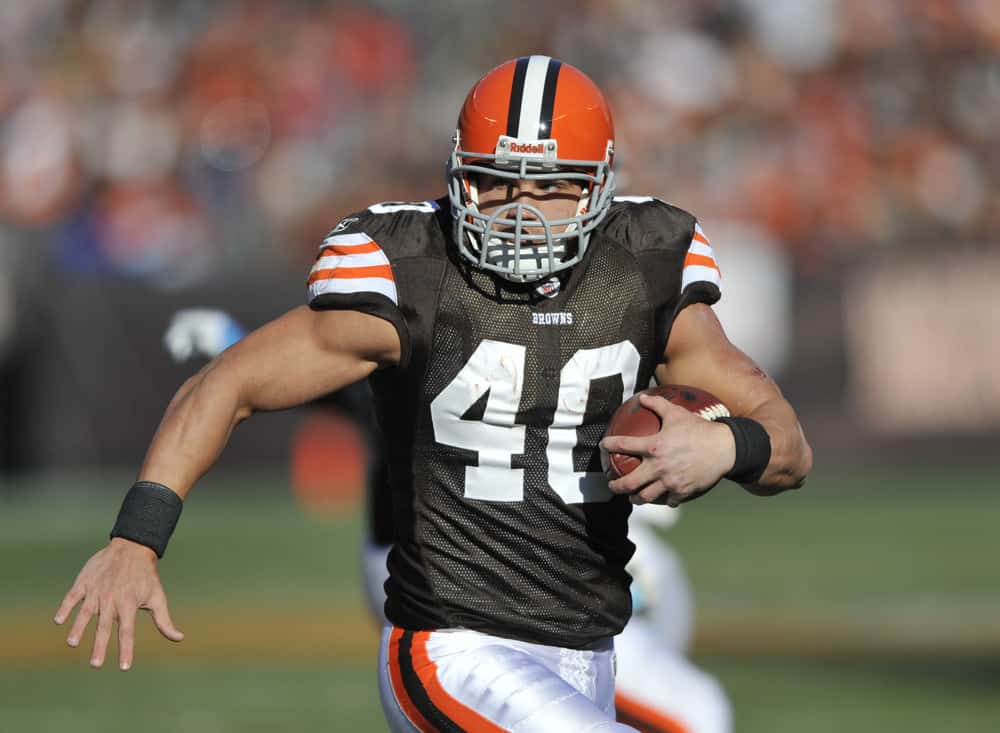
[57,543,177,670]
[54,584,85,626]
[146,593,185,642]
[608,463,677,505]
[63,595,178,670]
[629,480,673,506]
[600,434,653,455]
[629,480,717,507]
[607,444,663,493]
[608,462,656,494]
[66,597,98,648]
[628,481,687,508]
[637,392,691,419]
[118,604,137,671]
[90,597,115,668]
[608,460,688,506]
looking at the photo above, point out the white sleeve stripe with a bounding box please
[313,251,390,270]
[321,232,375,246]
[309,277,398,305]
[694,222,709,239]
[613,195,657,204]
[688,241,716,258]
[682,264,722,291]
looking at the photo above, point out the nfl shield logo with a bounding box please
[536,277,561,298]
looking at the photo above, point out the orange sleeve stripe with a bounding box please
[307,265,394,285]
[319,241,383,257]
[307,269,331,286]
[330,264,394,280]
[615,691,692,733]
[411,631,508,732]
[692,231,710,245]
[683,253,720,272]
[388,628,435,731]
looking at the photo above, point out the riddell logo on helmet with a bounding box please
[510,142,545,154]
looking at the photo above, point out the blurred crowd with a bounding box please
[0,0,997,288]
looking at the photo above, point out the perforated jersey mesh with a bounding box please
[384,222,680,649]
[315,198,704,649]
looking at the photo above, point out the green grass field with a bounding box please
[2,468,998,731]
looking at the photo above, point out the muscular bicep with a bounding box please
[656,304,778,414]
[139,306,400,497]
[214,305,400,415]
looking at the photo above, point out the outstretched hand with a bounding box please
[601,393,735,506]
[54,538,184,670]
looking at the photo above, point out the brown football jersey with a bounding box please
[307,195,721,649]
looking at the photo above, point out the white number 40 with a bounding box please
[430,339,640,504]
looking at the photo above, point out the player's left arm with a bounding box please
[660,303,812,494]
[604,303,812,505]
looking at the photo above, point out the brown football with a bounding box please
[601,384,730,479]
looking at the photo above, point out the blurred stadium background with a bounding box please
[1,0,998,731]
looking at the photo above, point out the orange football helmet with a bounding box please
[447,56,616,283]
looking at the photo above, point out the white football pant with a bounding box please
[363,522,730,733]
[378,626,635,732]
[613,616,731,733]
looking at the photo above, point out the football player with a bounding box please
[56,56,811,732]
[163,310,732,732]
[616,505,732,733]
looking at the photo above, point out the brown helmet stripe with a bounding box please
[506,56,530,137]
[538,59,562,138]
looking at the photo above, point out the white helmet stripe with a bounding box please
[516,56,552,141]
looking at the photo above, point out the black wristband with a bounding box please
[717,417,771,484]
[110,481,183,558]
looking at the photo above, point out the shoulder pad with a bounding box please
[602,197,697,255]
[307,198,446,307]
[603,197,722,305]
[308,226,398,306]
[681,221,721,298]
[322,199,443,255]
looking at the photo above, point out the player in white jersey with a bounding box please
[616,506,732,733]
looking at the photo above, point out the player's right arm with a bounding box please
[54,305,400,671]
[140,306,398,495]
